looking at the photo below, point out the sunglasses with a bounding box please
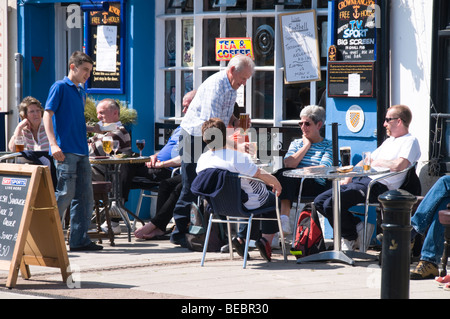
[384,117,399,123]
[299,121,312,127]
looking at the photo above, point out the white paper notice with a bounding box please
[96,25,117,72]
[348,73,361,97]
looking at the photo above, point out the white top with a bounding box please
[196,148,269,210]
[371,133,421,190]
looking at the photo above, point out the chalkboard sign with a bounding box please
[279,10,321,84]
[0,164,70,288]
[85,1,125,94]
[0,174,31,261]
[335,0,377,61]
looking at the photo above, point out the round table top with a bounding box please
[283,166,390,179]
[89,156,151,165]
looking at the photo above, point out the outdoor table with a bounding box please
[89,155,151,241]
[283,165,389,265]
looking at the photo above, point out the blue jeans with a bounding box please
[55,153,93,248]
[411,175,450,265]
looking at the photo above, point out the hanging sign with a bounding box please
[215,38,254,61]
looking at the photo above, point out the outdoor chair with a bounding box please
[350,163,421,252]
[194,170,287,269]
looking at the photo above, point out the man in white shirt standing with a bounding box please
[171,54,255,247]
[314,105,421,251]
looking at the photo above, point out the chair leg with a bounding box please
[201,213,214,267]
[242,214,254,269]
[440,227,450,277]
[226,217,233,260]
[133,189,145,230]
[276,195,287,262]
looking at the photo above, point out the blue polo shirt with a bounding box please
[45,76,89,156]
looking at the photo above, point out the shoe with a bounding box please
[435,274,450,285]
[170,234,188,248]
[271,232,280,249]
[255,237,271,262]
[281,215,292,235]
[70,242,103,251]
[444,282,450,291]
[341,238,356,251]
[232,237,248,258]
[410,260,439,280]
[101,221,121,235]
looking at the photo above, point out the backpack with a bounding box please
[290,203,326,258]
[185,199,227,252]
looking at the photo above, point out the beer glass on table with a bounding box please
[15,136,25,152]
[102,136,113,157]
[340,146,351,167]
[363,151,371,172]
[136,139,145,157]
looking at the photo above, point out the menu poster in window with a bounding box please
[335,0,377,61]
[86,2,124,93]
[279,10,321,84]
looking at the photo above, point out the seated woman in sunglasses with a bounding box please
[274,105,333,235]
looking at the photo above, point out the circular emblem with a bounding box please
[346,105,365,133]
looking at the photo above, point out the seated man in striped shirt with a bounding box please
[274,105,333,235]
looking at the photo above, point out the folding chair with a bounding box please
[351,163,420,252]
[197,170,287,269]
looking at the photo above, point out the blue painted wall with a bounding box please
[18,0,156,219]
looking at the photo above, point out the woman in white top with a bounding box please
[8,96,49,152]
[196,118,282,261]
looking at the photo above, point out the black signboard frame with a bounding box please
[334,0,377,61]
[327,61,376,98]
[84,1,125,94]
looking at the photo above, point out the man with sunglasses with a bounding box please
[314,105,421,251]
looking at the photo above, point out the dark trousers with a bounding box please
[171,129,206,241]
[237,191,279,240]
[274,168,331,202]
[314,176,388,241]
[151,174,182,231]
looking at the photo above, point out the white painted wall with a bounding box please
[390,0,436,190]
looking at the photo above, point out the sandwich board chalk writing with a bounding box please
[0,163,70,288]
[280,10,321,83]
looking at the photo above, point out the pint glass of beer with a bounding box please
[15,136,25,152]
[102,136,113,156]
[340,146,351,167]
[363,151,371,171]
[239,113,250,134]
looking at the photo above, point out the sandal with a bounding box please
[436,275,450,285]
[255,237,271,262]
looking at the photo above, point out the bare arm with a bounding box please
[284,136,312,168]
[253,168,282,196]
[43,110,65,161]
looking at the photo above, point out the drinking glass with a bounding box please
[363,151,371,171]
[102,136,113,157]
[15,136,25,152]
[239,113,249,135]
[136,139,145,157]
[112,140,120,157]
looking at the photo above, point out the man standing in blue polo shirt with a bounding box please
[43,51,102,251]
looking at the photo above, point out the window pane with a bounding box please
[254,0,274,10]
[165,71,176,117]
[227,18,246,37]
[165,20,176,67]
[318,0,328,8]
[253,17,275,66]
[203,19,220,66]
[252,71,273,119]
[182,71,194,97]
[182,19,194,67]
[284,82,310,120]
[203,0,219,11]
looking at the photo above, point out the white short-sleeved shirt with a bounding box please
[196,148,269,210]
[371,133,421,190]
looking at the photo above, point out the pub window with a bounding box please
[431,0,450,174]
[156,0,329,127]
